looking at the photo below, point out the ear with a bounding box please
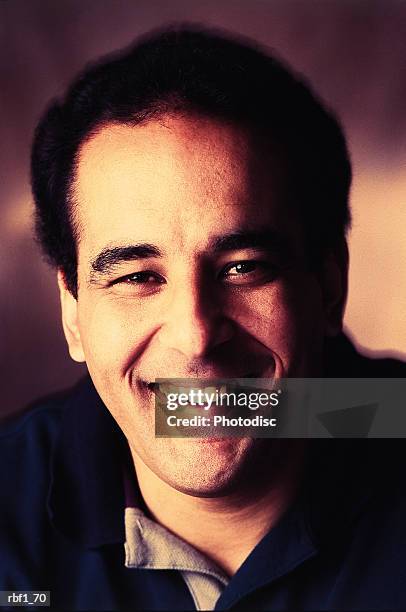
[57,270,86,363]
[320,240,349,337]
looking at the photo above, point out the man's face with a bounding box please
[61,114,338,495]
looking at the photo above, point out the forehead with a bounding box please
[73,114,298,257]
[76,114,259,205]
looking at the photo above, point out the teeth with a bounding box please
[147,380,264,396]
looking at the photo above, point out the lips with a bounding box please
[138,352,280,393]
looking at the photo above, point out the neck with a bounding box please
[130,440,308,576]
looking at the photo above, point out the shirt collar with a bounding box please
[216,439,376,609]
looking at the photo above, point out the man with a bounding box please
[1,25,405,611]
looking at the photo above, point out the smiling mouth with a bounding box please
[143,373,280,404]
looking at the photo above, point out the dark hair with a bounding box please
[31,24,351,298]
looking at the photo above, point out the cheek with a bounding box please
[77,297,159,379]
[226,280,324,362]
[228,285,301,342]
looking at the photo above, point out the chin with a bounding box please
[147,436,266,497]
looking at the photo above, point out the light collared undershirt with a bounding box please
[124,507,229,610]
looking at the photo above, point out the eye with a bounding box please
[110,271,165,293]
[221,260,278,285]
[118,271,162,284]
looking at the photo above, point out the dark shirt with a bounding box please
[1,334,406,611]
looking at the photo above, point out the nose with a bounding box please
[156,279,235,360]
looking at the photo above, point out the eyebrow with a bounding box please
[89,228,291,280]
[211,229,289,254]
[90,244,162,277]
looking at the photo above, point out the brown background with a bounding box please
[1,0,405,419]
